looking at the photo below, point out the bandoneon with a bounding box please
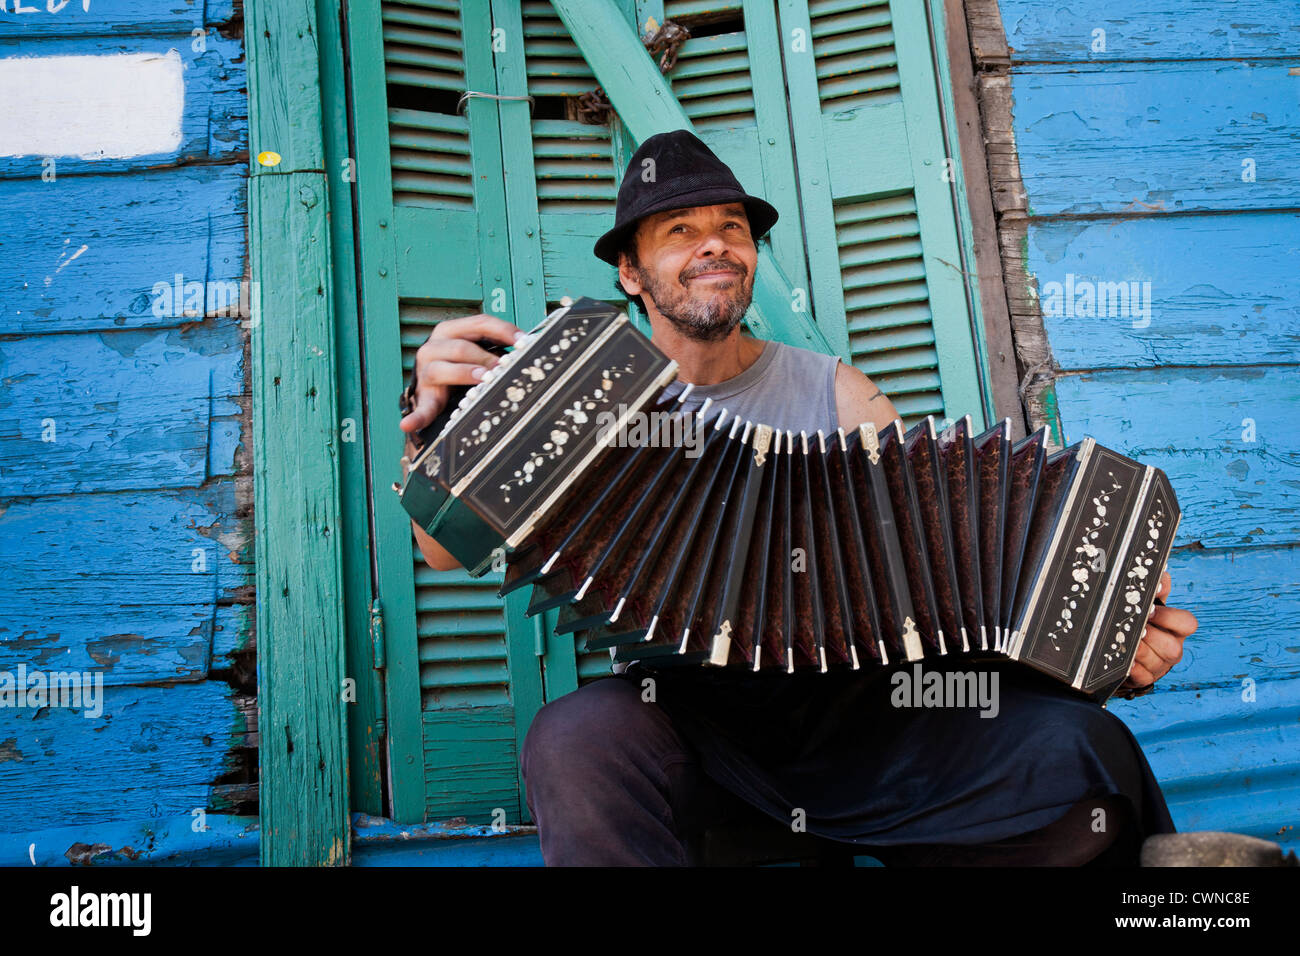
[398,298,1181,703]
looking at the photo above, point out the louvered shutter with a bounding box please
[779,0,986,424]
[345,0,543,825]
[488,0,812,699]
[339,0,994,827]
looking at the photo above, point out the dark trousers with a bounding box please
[520,674,1139,866]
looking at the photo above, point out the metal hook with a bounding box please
[456,91,536,115]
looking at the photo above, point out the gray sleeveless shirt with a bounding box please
[658,338,841,436]
[610,338,841,673]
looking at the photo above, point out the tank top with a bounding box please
[609,338,841,673]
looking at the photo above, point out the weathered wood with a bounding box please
[246,0,325,176]
[0,1,238,39]
[1146,544,1300,691]
[0,812,259,867]
[996,1,1300,62]
[942,0,1025,436]
[1117,675,1300,847]
[1029,212,1300,370]
[960,0,1300,853]
[0,322,245,494]
[423,707,520,824]
[342,0,425,824]
[315,0,387,820]
[0,486,252,685]
[1054,366,1300,550]
[1011,61,1300,215]
[537,213,621,303]
[213,603,256,670]
[975,72,1028,216]
[0,34,246,179]
[963,0,1010,68]
[0,682,254,833]
[1,166,247,335]
[351,811,541,865]
[247,0,350,867]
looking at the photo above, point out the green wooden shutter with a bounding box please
[778,0,986,425]
[345,0,543,825]
[340,0,993,827]
[488,0,814,702]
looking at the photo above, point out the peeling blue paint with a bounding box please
[1006,0,1300,849]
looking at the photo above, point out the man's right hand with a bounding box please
[399,313,525,436]
[402,314,523,572]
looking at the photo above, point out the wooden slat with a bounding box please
[0,682,254,833]
[423,708,520,822]
[1054,366,1300,549]
[0,1,236,37]
[248,0,350,867]
[383,25,464,53]
[666,0,744,18]
[0,323,245,495]
[1133,544,1300,691]
[0,166,246,335]
[997,0,1300,62]
[1120,675,1300,848]
[0,34,245,181]
[1028,212,1300,371]
[389,107,470,134]
[0,486,252,686]
[381,3,461,31]
[1011,61,1300,215]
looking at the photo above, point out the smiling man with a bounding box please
[398,130,1198,866]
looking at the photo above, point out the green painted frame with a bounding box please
[339,0,427,824]
[246,0,351,866]
[241,0,1004,863]
[923,0,997,426]
[316,0,387,819]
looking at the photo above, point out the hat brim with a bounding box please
[593,191,779,266]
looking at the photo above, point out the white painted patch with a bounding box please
[0,50,185,160]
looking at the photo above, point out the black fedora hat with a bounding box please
[593,129,779,266]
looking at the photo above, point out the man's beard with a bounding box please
[635,261,754,342]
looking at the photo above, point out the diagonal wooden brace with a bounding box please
[550,0,837,356]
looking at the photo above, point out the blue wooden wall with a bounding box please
[0,2,257,863]
[998,0,1299,848]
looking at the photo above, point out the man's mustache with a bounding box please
[680,262,748,283]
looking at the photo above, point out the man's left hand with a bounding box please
[1120,570,1199,690]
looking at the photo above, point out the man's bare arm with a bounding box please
[402,313,522,572]
[414,520,461,571]
[403,434,463,570]
[834,360,901,432]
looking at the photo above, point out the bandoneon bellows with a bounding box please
[398,299,1181,703]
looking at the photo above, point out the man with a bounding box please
[399,130,1199,866]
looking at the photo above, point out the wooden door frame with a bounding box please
[240,0,1026,866]
[247,0,352,866]
[935,0,1026,436]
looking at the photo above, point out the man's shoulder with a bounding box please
[755,338,842,370]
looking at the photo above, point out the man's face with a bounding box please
[618,203,758,342]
